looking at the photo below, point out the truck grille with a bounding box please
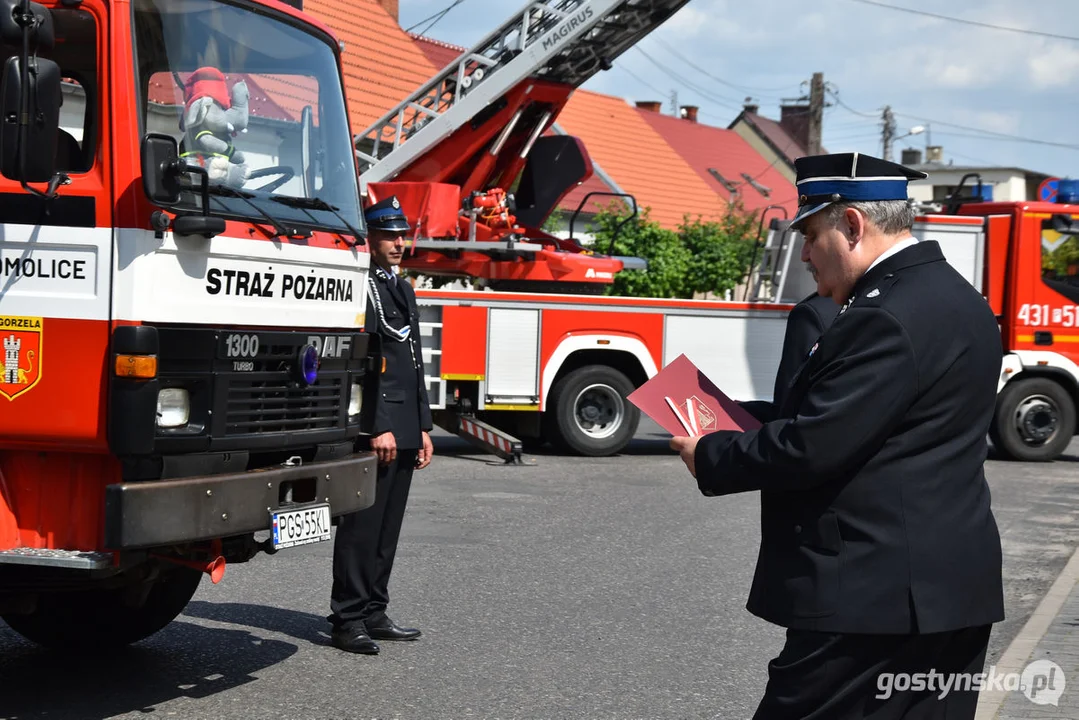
[225,375,344,435]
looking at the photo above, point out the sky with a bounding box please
[397,0,1079,178]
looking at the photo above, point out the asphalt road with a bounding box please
[2,422,1078,720]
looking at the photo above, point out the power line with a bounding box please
[894,112,1079,150]
[848,0,1079,42]
[929,130,1079,151]
[615,62,672,103]
[650,37,798,97]
[633,48,744,111]
[827,88,881,119]
[404,0,467,36]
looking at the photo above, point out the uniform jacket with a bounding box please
[364,264,432,450]
[695,240,1005,635]
[742,292,840,423]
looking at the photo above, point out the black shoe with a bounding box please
[366,616,421,641]
[330,624,380,654]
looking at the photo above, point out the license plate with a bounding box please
[271,503,331,550]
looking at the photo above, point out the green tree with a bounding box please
[680,203,761,298]
[587,201,763,299]
[590,204,691,298]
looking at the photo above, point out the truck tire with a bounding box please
[991,377,1076,462]
[2,567,203,650]
[544,365,639,456]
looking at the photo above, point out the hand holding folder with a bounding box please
[628,354,762,437]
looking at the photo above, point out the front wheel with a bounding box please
[544,365,639,456]
[991,377,1076,462]
[2,567,203,650]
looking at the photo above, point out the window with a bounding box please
[708,169,739,194]
[132,0,363,235]
[932,184,993,202]
[1041,216,1079,304]
[741,173,771,198]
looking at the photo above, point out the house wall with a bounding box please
[908,169,1029,203]
[730,120,796,184]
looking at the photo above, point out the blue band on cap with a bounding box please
[798,178,909,202]
[366,207,406,221]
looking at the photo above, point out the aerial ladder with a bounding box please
[354,0,693,293]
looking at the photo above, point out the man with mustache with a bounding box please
[672,153,1004,718]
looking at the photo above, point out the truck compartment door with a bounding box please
[663,313,788,403]
[486,308,539,405]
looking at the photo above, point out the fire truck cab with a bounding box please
[954,197,1079,462]
[0,0,382,649]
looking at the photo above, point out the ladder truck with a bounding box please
[354,1,1079,463]
[353,0,700,460]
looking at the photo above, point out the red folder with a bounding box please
[627,354,762,436]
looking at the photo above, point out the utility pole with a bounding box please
[807,72,824,155]
[669,89,679,117]
[881,105,896,161]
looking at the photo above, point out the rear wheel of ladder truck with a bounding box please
[990,377,1076,462]
[544,365,639,456]
[2,563,204,650]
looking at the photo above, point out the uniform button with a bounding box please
[794,525,802,534]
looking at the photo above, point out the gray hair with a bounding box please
[822,199,916,235]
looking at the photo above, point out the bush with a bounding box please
[588,201,763,299]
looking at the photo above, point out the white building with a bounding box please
[901,147,1051,204]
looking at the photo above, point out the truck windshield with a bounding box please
[132,0,364,237]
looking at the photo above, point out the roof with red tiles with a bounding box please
[306,0,439,132]
[555,90,726,229]
[638,108,797,215]
[411,33,464,71]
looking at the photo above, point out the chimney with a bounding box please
[926,145,944,163]
[779,103,810,151]
[636,100,662,113]
[680,105,699,123]
[901,148,923,166]
[377,0,399,22]
[743,100,759,115]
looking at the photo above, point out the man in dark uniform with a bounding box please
[741,291,839,423]
[329,195,434,655]
[671,153,1005,718]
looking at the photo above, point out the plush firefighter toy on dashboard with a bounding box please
[179,66,250,187]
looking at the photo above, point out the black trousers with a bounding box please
[753,625,991,719]
[330,449,417,629]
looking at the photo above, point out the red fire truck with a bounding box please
[353,0,1079,464]
[0,0,381,648]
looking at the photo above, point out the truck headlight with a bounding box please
[157,388,190,428]
[348,381,362,417]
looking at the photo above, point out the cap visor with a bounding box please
[790,202,831,231]
[371,220,411,232]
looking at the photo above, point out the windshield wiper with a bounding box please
[208,184,301,239]
[271,196,367,247]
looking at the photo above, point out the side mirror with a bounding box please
[0,1,54,48]
[141,132,182,204]
[140,133,223,239]
[0,55,61,183]
[0,0,59,184]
